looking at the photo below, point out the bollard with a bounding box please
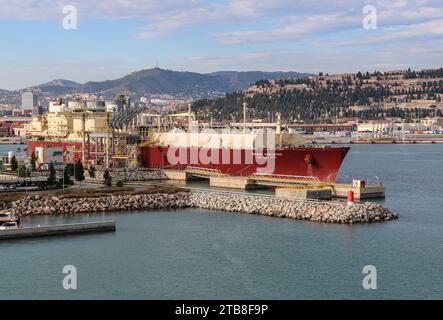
[347,191,354,206]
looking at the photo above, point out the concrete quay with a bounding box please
[276,187,333,200]
[0,221,116,240]
[163,169,385,200]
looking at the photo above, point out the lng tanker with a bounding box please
[25,101,349,182]
[139,129,350,182]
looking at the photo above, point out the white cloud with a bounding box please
[0,0,442,43]
[211,1,443,45]
[213,12,360,44]
[320,18,443,47]
[166,38,443,75]
[0,0,442,89]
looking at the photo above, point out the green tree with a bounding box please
[61,166,71,186]
[65,163,74,176]
[74,160,85,182]
[10,155,18,171]
[88,166,96,178]
[103,169,112,187]
[116,180,124,188]
[30,152,37,171]
[18,165,30,178]
[47,163,57,186]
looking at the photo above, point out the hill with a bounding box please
[27,79,82,96]
[16,68,310,99]
[192,68,443,122]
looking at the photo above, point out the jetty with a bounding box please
[0,221,116,240]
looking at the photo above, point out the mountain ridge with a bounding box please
[7,68,311,99]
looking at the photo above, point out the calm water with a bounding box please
[0,144,442,299]
[0,144,26,155]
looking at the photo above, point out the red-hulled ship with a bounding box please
[26,128,350,182]
[139,130,349,182]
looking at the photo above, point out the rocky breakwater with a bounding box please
[7,193,189,216]
[86,169,166,183]
[187,192,399,224]
[6,191,398,224]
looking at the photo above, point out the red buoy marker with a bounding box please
[347,191,354,206]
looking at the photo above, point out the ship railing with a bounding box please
[250,173,321,185]
[185,166,229,177]
[139,140,160,147]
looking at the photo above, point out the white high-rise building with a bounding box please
[22,91,38,111]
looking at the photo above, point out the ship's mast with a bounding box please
[188,102,192,133]
[82,100,86,166]
[106,112,110,169]
[243,102,247,133]
[276,112,283,146]
[276,113,282,134]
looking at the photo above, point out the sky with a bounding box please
[0,0,442,89]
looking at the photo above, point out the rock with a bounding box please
[8,189,397,225]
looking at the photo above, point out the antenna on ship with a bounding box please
[276,113,282,134]
[243,102,248,133]
[81,99,86,167]
[188,102,192,133]
[106,112,110,169]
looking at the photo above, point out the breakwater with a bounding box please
[187,192,398,223]
[5,191,398,224]
[85,169,166,183]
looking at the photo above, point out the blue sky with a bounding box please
[0,0,442,89]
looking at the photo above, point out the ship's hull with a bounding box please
[28,141,350,182]
[140,146,350,182]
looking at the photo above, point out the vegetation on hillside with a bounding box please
[192,68,443,122]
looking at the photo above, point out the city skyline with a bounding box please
[0,0,442,89]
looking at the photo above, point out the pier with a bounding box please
[0,221,116,240]
[163,168,385,200]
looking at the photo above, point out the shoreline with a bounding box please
[5,189,398,224]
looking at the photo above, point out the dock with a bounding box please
[164,168,385,200]
[0,221,116,240]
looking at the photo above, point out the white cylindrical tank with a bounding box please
[49,102,66,112]
[8,151,15,163]
[105,103,117,113]
[140,115,150,126]
[86,101,95,109]
[68,101,81,109]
